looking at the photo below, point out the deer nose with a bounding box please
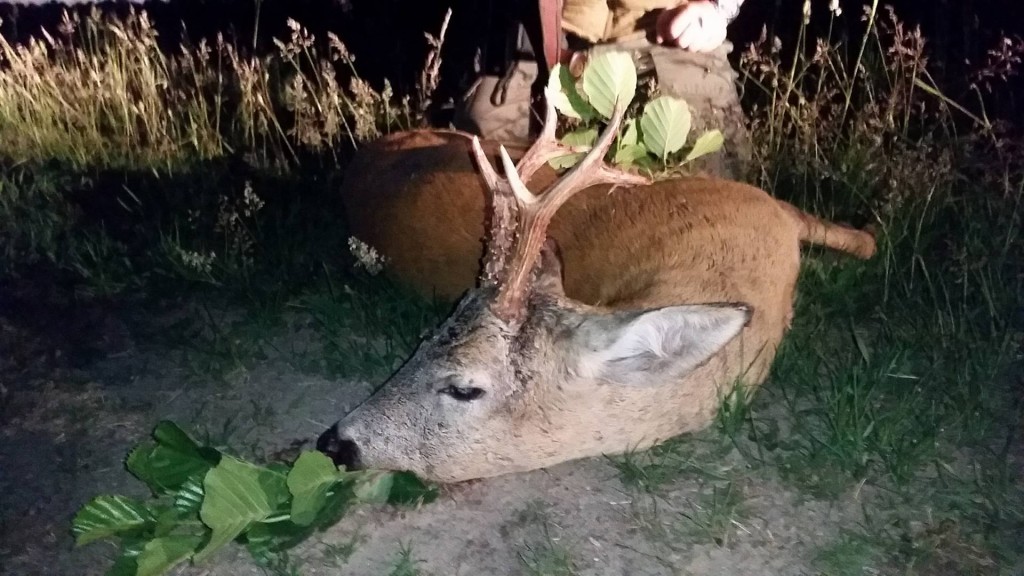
[316,424,362,470]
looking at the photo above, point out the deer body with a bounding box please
[320,111,875,483]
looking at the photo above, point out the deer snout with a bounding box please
[316,424,362,470]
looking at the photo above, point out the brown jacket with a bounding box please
[562,0,687,42]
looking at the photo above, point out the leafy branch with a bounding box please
[545,51,724,173]
[72,421,437,576]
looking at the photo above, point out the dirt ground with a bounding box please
[0,294,985,576]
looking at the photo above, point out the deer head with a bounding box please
[316,102,752,482]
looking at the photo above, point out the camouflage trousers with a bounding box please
[454,37,752,180]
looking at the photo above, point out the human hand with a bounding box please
[655,1,728,53]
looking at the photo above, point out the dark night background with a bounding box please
[0,0,1021,124]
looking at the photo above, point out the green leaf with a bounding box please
[152,421,201,452]
[619,118,640,147]
[640,96,691,161]
[194,456,288,563]
[72,495,156,546]
[105,552,140,576]
[152,506,195,538]
[351,470,394,504]
[549,127,598,170]
[545,64,597,121]
[127,421,219,495]
[286,451,343,526]
[245,518,314,561]
[629,155,659,172]
[545,64,579,119]
[684,130,725,162]
[105,536,148,576]
[613,144,650,166]
[387,472,439,506]
[309,484,357,530]
[172,476,204,516]
[581,51,637,119]
[136,534,204,576]
[246,482,358,561]
[612,119,648,166]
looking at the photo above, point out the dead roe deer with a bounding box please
[317,102,876,483]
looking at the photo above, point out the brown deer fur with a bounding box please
[316,125,876,482]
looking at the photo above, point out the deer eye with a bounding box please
[439,384,485,402]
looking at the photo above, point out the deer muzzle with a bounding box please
[316,423,363,471]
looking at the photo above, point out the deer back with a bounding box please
[341,129,805,384]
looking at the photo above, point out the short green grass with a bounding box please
[610,4,1024,570]
[519,536,579,576]
[388,542,431,576]
[512,502,580,576]
[0,4,1021,575]
[321,529,366,567]
[298,272,450,381]
[607,151,1023,572]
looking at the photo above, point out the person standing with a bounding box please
[455,0,750,179]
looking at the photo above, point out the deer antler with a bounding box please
[470,100,651,326]
[512,103,586,184]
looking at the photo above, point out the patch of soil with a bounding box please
[0,298,912,576]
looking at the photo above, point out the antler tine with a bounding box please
[470,136,518,285]
[537,95,559,141]
[499,145,539,207]
[470,136,507,196]
[491,100,652,325]
[540,102,652,206]
[514,100,587,184]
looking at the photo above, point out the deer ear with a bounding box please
[571,304,752,387]
[533,238,566,297]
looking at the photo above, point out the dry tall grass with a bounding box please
[0,8,423,170]
[738,1,1021,216]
